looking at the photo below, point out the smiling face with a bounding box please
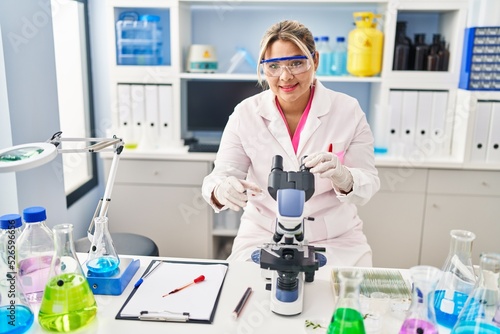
[263,39,318,110]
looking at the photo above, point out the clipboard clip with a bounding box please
[139,310,190,322]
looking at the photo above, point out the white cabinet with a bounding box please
[358,167,427,269]
[420,169,500,267]
[102,153,215,258]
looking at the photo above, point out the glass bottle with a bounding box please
[399,265,441,334]
[38,224,97,332]
[16,206,54,303]
[0,271,34,334]
[327,270,366,334]
[434,230,477,329]
[0,214,23,286]
[85,216,120,275]
[393,21,412,71]
[452,252,500,334]
[413,33,429,71]
[331,36,348,76]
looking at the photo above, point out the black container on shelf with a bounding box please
[413,33,429,71]
[439,41,450,71]
[393,21,412,71]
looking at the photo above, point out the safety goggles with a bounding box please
[260,54,314,77]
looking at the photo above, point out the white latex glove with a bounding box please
[213,176,262,211]
[303,152,353,193]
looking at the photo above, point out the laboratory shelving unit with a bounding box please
[91,0,500,267]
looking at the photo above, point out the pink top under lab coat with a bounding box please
[202,80,380,266]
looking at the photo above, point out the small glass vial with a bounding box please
[39,224,97,332]
[452,252,500,334]
[16,206,54,304]
[0,214,24,286]
[399,265,441,334]
[434,230,477,329]
[85,216,120,275]
[327,270,366,334]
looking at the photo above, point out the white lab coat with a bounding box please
[202,80,380,266]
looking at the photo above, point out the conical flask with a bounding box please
[399,265,441,334]
[434,229,477,329]
[452,252,500,334]
[327,270,366,334]
[38,224,97,332]
[85,216,120,275]
[0,265,34,333]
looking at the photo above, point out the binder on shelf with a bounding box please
[144,85,160,149]
[116,259,228,324]
[470,101,492,162]
[415,91,433,153]
[486,102,500,163]
[388,90,404,157]
[131,84,145,148]
[430,91,449,157]
[401,91,418,156]
[117,84,135,148]
[158,84,174,149]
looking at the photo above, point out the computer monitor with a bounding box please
[184,80,264,143]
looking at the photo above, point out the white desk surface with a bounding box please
[26,254,452,334]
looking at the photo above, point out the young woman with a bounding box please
[202,20,380,267]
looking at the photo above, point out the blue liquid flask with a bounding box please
[85,217,120,275]
[434,230,477,329]
[316,36,332,76]
[452,253,500,334]
[0,269,34,333]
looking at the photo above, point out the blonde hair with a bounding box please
[257,20,316,87]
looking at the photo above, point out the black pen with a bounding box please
[134,261,163,288]
[232,287,252,319]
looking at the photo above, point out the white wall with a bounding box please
[0,0,100,237]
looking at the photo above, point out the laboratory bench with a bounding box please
[26,254,453,334]
[102,150,500,270]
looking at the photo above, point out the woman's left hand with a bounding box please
[303,152,353,193]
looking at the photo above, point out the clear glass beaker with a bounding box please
[452,252,500,334]
[38,224,97,332]
[327,270,366,334]
[85,216,120,275]
[399,265,441,334]
[434,230,477,329]
[0,272,34,333]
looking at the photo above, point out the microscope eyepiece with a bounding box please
[271,155,283,172]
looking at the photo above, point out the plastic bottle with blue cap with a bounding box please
[16,206,55,304]
[0,213,35,334]
[0,213,24,286]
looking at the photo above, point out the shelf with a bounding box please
[212,229,238,237]
[179,72,382,83]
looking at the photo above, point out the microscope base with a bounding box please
[270,271,305,316]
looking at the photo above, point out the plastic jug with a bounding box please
[347,12,384,77]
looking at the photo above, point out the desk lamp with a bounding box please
[0,131,140,295]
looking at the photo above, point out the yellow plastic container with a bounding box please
[347,12,384,77]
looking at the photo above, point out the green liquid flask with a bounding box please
[327,270,366,334]
[38,224,97,332]
[452,252,500,334]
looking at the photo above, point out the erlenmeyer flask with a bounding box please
[452,252,500,334]
[327,270,366,334]
[0,272,34,333]
[434,230,477,329]
[85,216,120,274]
[38,224,97,332]
[399,265,441,334]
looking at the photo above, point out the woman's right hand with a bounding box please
[213,176,262,211]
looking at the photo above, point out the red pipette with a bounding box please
[162,275,205,297]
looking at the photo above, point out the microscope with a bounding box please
[259,155,325,316]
